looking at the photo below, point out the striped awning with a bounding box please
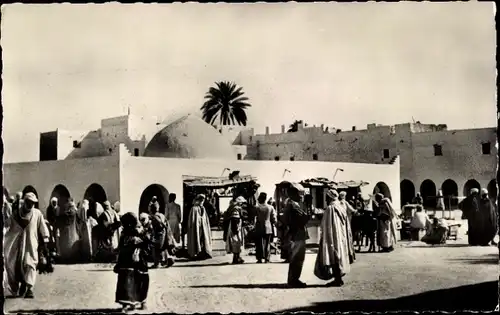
[183,175,257,188]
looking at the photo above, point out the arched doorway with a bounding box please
[463,179,481,197]
[420,179,437,209]
[22,185,40,208]
[400,180,415,207]
[373,182,392,201]
[441,179,458,209]
[84,183,108,219]
[139,184,169,214]
[50,184,71,208]
[487,179,497,201]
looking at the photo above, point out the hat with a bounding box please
[481,188,488,195]
[51,197,58,203]
[235,196,246,203]
[470,188,479,195]
[326,189,339,199]
[339,191,347,197]
[24,192,38,203]
[195,194,206,201]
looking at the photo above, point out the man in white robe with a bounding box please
[3,192,50,298]
[314,189,352,287]
[187,194,213,260]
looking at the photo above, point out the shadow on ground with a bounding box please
[447,253,499,265]
[189,283,325,289]
[172,262,233,268]
[403,243,477,248]
[8,308,124,314]
[279,281,499,312]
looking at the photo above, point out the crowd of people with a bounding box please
[3,182,496,311]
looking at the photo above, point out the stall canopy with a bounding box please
[282,177,369,189]
[183,175,258,188]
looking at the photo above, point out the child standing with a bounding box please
[114,212,152,311]
[226,210,244,264]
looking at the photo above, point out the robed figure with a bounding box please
[314,189,354,287]
[57,200,81,263]
[459,188,481,246]
[373,193,398,252]
[478,189,497,246]
[3,193,51,298]
[187,194,213,260]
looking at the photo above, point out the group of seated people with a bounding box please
[409,205,449,245]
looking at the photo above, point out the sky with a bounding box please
[1,2,496,163]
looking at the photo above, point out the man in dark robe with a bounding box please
[478,189,497,246]
[459,188,481,246]
[282,184,309,288]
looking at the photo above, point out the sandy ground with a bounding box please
[4,228,498,314]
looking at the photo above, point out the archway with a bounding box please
[84,183,108,219]
[463,179,481,197]
[487,179,497,201]
[420,179,437,209]
[441,179,459,209]
[400,180,415,207]
[373,182,392,201]
[50,184,71,208]
[22,185,40,208]
[139,184,169,214]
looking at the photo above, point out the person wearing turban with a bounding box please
[114,212,152,311]
[3,192,51,298]
[459,188,481,246]
[478,188,498,246]
[314,189,353,287]
[282,183,309,288]
[186,194,213,260]
[56,199,80,263]
[95,201,122,262]
[373,193,398,252]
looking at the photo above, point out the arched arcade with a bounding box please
[139,184,170,214]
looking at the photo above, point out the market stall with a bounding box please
[274,178,369,245]
[182,172,260,229]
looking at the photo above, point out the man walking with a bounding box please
[282,184,309,288]
[3,193,51,298]
[255,192,277,263]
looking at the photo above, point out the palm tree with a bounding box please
[288,120,303,132]
[200,81,251,126]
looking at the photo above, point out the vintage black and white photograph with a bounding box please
[0,2,497,313]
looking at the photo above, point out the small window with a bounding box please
[482,142,491,155]
[237,154,242,160]
[134,148,139,156]
[109,148,113,153]
[313,154,318,161]
[72,140,81,148]
[434,144,443,156]
[274,156,280,161]
[290,156,295,161]
[383,149,390,159]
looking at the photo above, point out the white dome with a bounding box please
[143,114,237,160]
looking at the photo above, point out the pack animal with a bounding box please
[352,210,377,252]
